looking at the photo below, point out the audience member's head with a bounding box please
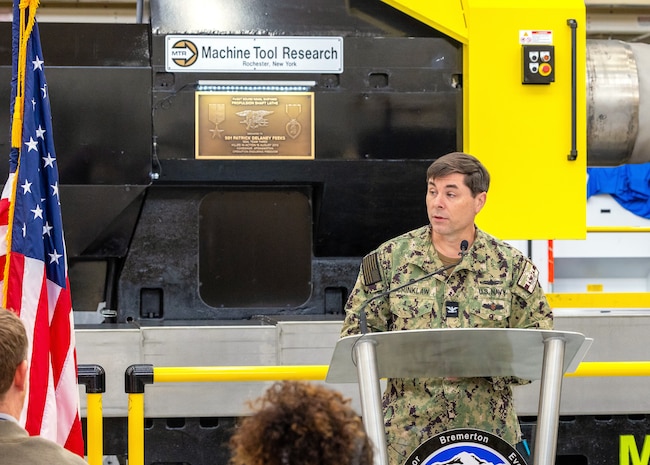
[0,308,28,419]
[229,381,373,465]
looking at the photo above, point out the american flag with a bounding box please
[0,0,85,457]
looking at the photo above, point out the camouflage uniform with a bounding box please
[340,225,553,465]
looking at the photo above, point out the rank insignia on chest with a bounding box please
[445,301,459,318]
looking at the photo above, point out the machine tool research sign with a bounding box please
[195,92,315,159]
[166,36,343,73]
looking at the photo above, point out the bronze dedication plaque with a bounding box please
[195,91,314,159]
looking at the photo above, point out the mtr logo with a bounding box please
[171,40,198,67]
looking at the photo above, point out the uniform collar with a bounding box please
[406,225,490,275]
[403,225,438,272]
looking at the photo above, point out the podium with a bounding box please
[326,328,592,465]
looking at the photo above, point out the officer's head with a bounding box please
[426,152,490,197]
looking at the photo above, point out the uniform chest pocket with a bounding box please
[389,292,436,330]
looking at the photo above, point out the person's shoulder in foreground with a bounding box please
[229,380,373,465]
[0,308,87,465]
[0,421,88,465]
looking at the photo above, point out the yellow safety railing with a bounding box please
[77,364,105,465]
[565,361,650,377]
[154,365,330,383]
[123,361,650,465]
[125,364,329,465]
[85,392,103,465]
[586,226,650,233]
[547,292,650,308]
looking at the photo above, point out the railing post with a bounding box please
[78,364,105,465]
[125,364,154,465]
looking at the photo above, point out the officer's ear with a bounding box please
[474,191,487,213]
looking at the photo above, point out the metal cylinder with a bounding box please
[533,337,566,465]
[586,40,639,166]
[353,338,389,465]
[627,42,650,164]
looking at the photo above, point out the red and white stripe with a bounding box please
[0,172,84,456]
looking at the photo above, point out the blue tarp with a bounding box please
[586,163,650,219]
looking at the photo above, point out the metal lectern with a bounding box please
[326,328,592,465]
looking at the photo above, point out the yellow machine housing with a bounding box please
[382,0,587,240]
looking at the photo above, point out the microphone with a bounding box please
[359,240,470,334]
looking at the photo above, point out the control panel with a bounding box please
[522,45,555,84]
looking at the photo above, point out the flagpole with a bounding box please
[3,0,39,308]
[11,0,39,149]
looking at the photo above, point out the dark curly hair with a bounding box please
[229,381,373,465]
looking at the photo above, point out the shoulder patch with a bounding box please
[361,252,382,286]
[517,261,539,294]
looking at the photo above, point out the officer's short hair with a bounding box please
[426,152,490,196]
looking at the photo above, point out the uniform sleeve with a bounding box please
[340,251,391,337]
[491,255,553,387]
[509,255,553,330]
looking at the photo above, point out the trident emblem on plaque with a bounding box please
[285,104,302,139]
